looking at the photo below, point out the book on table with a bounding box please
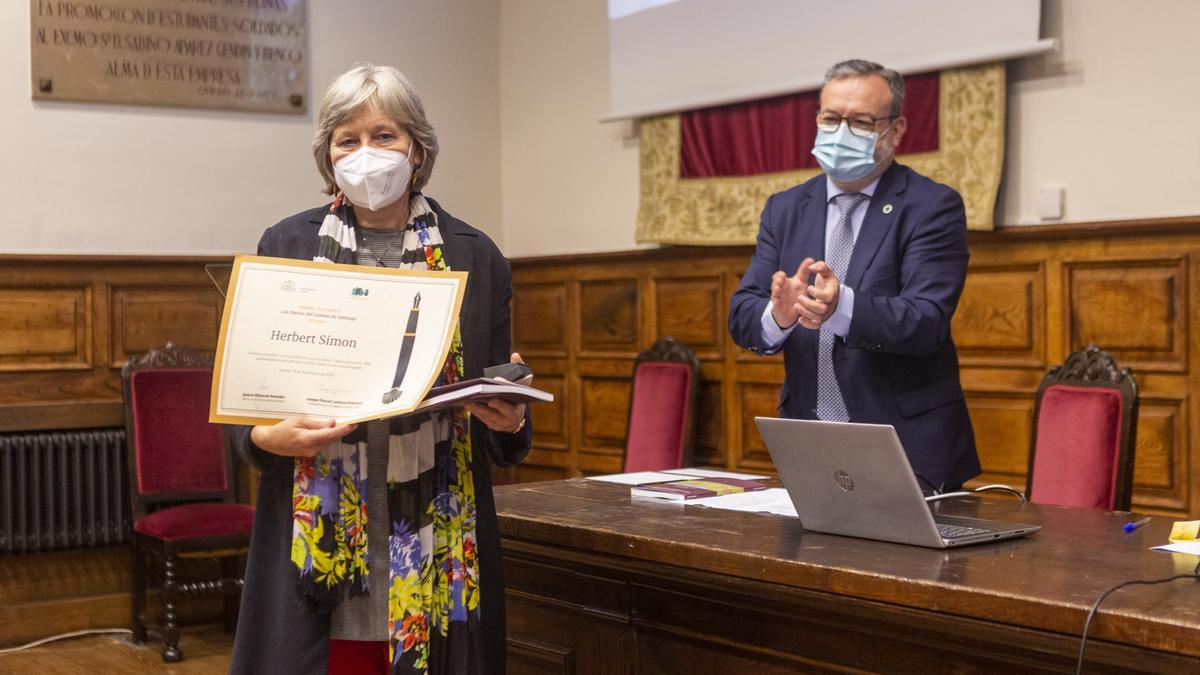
[631,477,769,502]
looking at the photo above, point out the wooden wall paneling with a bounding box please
[519,355,572,477]
[962,391,1035,488]
[731,334,786,474]
[576,360,634,475]
[510,274,572,482]
[638,272,655,354]
[565,278,582,479]
[736,382,785,471]
[512,282,568,357]
[720,270,739,470]
[92,275,114,391]
[954,262,1045,368]
[571,273,638,476]
[0,286,92,371]
[693,379,723,468]
[109,285,223,367]
[721,271,742,472]
[0,371,124,431]
[577,278,638,357]
[1064,259,1187,373]
[724,269,786,474]
[1191,250,1200,520]
[652,275,724,360]
[527,366,568,449]
[1044,255,1067,374]
[1132,395,1189,513]
[0,257,227,433]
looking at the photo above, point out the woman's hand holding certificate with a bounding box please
[250,416,358,458]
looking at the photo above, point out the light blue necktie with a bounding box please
[815,192,867,422]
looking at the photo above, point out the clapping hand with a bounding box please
[770,258,841,330]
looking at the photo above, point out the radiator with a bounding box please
[0,428,131,554]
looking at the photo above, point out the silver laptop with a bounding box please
[755,417,1040,548]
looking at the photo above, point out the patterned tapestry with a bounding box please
[635,63,1005,245]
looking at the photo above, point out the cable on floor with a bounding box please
[0,628,133,655]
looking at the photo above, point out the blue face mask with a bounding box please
[811,122,879,182]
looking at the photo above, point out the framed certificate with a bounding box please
[209,255,467,425]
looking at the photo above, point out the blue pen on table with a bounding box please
[1123,516,1152,532]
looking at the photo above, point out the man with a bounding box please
[728,59,979,491]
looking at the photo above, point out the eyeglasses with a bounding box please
[815,112,897,138]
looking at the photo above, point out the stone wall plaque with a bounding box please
[30,0,308,114]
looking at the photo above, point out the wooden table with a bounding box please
[496,479,1200,674]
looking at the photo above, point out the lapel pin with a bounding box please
[882,204,894,214]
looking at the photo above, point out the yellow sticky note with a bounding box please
[1168,520,1200,543]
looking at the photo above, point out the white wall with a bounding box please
[2,0,500,255]
[498,0,1200,258]
[1003,0,1200,224]
[499,0,643,257]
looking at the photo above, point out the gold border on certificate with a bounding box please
[209,255,467,426]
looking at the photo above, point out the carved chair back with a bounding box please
[1027,345,1139,511]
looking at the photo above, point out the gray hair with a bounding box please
[312,63,439,195]
[822,59,905,119]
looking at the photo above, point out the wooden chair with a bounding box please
[121,342,253,662]
[622,337,700,472]
[1026,345,1139,511]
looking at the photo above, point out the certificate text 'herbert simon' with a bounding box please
[269,330,358,348]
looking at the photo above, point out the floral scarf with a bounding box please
[291,194,480,672]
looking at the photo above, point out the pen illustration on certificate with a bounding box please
[382,292,421,404]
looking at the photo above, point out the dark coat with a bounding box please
[228,198,531,674]
[728,162,980,489]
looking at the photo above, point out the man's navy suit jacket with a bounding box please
[729,162,980,489]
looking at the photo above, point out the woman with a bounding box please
[229,63,531,675]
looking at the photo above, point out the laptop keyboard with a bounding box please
[937,523,990,539]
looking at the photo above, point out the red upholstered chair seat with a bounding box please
[133,502,255,541]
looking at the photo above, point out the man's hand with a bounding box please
[796,260,841,328]
[770,258,816,329]
[250,416,357,458]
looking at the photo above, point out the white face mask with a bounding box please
[333,146,412,211]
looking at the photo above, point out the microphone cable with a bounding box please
[1075,560,1200,674]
